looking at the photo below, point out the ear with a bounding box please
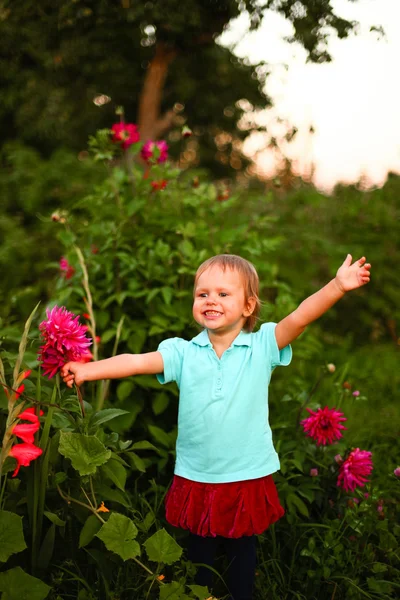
[243,296,257,317]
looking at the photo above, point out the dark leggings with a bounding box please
[187,533,257,600]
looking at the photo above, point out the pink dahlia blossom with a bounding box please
[301,406,347,446]
[141,140,168,164]
[310,468,318,477]
[337,448,373,492]
[111,123,140,149]
[38,306,92,378]
[394,467,400,477]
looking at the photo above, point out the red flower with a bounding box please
[15,384,24,400]
[337,448,373,492]
[217,189,230,201]
[59,257,75,280]
[301,406,347,446]
[15,407,43,424]
[151,179,168,191]
[111,123,140,150]
[9,443,43,477]
[12,423,39,444]
[12,406,44,443]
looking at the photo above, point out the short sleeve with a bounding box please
[156,337,187,385]
[259,322,292,368]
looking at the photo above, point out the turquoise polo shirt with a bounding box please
[156,322,292,483]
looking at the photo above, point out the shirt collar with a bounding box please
[192,329,251,347]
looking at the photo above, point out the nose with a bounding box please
[206,296,217,305]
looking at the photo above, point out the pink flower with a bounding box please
[334,454,343,464]
[111,123,140,150]
[141,140,168,164]
[60,257,75,280]
[352,390,360,397]
[394,467,400,477]
[301,406,347,446]
[38,306,92,378]
[337,448,373,492]
[310,468,318,477]
[9,443,43,477]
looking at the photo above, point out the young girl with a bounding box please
[61,253,371,600]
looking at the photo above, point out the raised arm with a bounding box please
[61,351,164,388]
[275,255,371,349]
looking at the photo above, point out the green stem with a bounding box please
[0,472,7,508]
[30,370,42,571]
[32,380,56,572]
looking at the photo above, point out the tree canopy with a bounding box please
[1,0,361,175]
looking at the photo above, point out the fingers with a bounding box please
[358,259,371,284]
[343,253,353,266]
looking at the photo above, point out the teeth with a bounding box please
[205,311,221,316]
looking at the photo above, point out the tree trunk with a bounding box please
[137,42,177,141]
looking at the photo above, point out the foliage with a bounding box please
[0,129,399,598]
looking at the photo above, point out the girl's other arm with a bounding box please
[61,352,164,388]
[275,255,371,350]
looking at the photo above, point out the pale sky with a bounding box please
[219,0,400,191]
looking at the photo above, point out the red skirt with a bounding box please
[165,474,284,538]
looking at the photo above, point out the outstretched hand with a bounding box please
[335,254,371,293]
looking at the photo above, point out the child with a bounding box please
[61,253,371,600]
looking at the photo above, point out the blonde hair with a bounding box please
[194,254,261,332]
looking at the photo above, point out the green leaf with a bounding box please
[130,440,159,452]
[372,563,388,574]
[79,515,103,548]
[188,585,211,600]
[58,432,111,475]
[100,457,127,490]
[287,493,309,517]
[144,528,183,565]
[161,287,173,305]
[125,451,146,473]
[0,510,27,562]
[90,408,130,428]
[148,425,175,449]
[96,483,131,508]
[37,523,55,570]
[13,302,40,388]
[117,380,134,401]
[152,392,170,416]
[159,582,188,600]
[44,511,66,527]
[96,513,140,561]
[0,567,51,599]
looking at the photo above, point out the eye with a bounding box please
[198,293,208,298]
[219,292,228,297]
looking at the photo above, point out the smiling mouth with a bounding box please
[204,311,222,317]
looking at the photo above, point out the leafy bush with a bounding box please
[1,127,399,599]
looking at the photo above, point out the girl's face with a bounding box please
[193,266,255,335]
